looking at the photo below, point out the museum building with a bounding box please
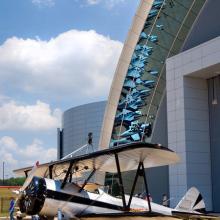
[99,0,220,211]
[58,0,220,212]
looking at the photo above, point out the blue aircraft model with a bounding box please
[156,24,164,30]
[148,69,159,76]
[131,60,145,68]
[115,109,142,124]
[137,54,149,61]
[152,0,164,9]
[132,53,149,62]
[127,69,142,79]
[118,88,151,110]
[135,45,153,56]
[124,79,136,89]
[135,78,155,88]
[120,97,145,111]
[110,138,130,147]
[124,78,155,90]
[144,21,151,29]
[119,121,152,142]
[131,53,138,61]
[126,99,145,111]
[140,32,158,43]
[129,88,151,99]
[147,9,158,20]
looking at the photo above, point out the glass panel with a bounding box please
[110,0,206,147]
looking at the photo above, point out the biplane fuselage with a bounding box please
[14,142,217,219]
[19,176,177,219]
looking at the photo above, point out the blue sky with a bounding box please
[0,0,139,176]
[0,0,138,44]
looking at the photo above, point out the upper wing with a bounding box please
[13,164,51,178]
[14,142,180,179]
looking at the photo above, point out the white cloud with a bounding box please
[0,136,57,177]
[20,139,57,164]
[86,0,125,8]
[0,94,10,104]
[0,136,19,171]
[2,153,18,166]
[0,136,18,150]
[86,0,101,5]
[32,0,55,7]
[0,29,122,104]
[0,100,62,131]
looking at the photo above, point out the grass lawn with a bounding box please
[0,187,19,216]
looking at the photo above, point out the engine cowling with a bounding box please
[19,177,47,215]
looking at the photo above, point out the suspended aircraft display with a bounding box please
[110,0,206,147]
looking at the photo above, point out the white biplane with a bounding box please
[14,142,217,219]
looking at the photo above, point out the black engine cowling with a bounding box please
[19,177,47,215]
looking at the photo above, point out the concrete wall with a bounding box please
[166,36,220,210]
[58,101,106,158]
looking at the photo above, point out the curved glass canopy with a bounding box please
[111,0,206,147]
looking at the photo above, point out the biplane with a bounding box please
[14,142,218,219]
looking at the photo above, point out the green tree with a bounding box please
[0,177,25,186]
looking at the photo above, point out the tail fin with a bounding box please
[175,187,206,213]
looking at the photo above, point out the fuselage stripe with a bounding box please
[46,189,123,211]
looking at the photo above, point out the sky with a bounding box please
[0,0,139,177]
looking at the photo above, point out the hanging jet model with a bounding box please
[110,122,152,146]
[115,109,142,124]
[120,121,152,140]
[140,32,158,43]
[118,95,146,111]
[14,142,218,220]
[123,78,155,90]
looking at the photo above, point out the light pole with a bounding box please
[2,161,4,186]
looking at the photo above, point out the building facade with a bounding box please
[57,101,106,159]
[56,0,220,211]
[167,37,220,211]
[99,0,220,211]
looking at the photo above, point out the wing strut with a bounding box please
[79,169,96,193]
[49,165,53,179]
[126,161,152,212]
[114,153,126,210]
[61,162,74,189]
[141,162,152,212]
[24,170,29,178]
[127,162,142,209]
